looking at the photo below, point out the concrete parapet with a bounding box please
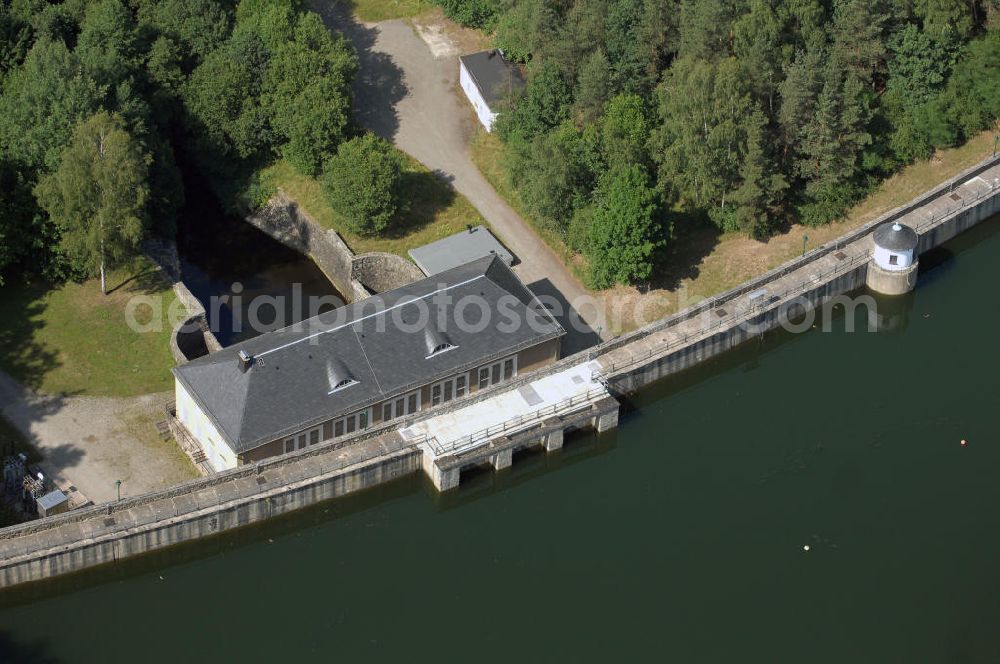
[866,260,918,295]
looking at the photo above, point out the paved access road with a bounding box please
[307,2,604,354]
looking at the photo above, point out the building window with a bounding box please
[382,391,421,422]
[310,429,319,445]
[285,438,294,453]
[335,420,344,437]
[477,356,517,391]
[430,375,467,407]
[297,434,306,450]
[889,254,899,265]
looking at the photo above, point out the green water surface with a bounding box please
[2,217,999,663]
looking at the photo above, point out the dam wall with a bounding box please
[598,155,1000,394]
[1,156,998,591]
[0,430,420,589]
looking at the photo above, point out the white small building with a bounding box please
[459,50,525,132]
[867,221,920,295]
[872,222,918,270]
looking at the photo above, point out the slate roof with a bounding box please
[459,50,525,107]
[873,222,919,252]
[173,256,564,455]
[408,225,515,276]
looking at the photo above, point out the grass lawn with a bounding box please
[334,0,432,22]
[260,156,488,257]
[0,256,180,398]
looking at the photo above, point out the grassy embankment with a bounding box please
[260,155,488,257]
[471,127,1000,333]
[0,256,180,397]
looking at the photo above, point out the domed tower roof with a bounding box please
[873,222,918,252]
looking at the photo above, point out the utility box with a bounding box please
[36,489,70,517]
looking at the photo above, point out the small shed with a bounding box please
[459,50,525,132]
[409,226,515,276]
[873,222,918,271]
[36,489,70,517]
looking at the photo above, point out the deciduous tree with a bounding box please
[321,134,404,237]
[35,111,150,294]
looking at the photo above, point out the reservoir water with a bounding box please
[174,172,343,347]
[1,215,999,662]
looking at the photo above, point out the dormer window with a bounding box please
[326,358,357,394]
[329,378,358,394]
[427,342,457,358]
[424,325,456,359]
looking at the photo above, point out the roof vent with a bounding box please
[238,350,253,374]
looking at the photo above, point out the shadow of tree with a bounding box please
[306,0,408,140]
[649,218,722,293]
[0,286,62,394]
[389,168,457,238]
[526,277,602,355]
[39,442,86,477]
[106,261,170,296]
[0,632,61,664]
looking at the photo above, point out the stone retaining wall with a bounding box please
[247,193,424,303]
[143,237,223,364]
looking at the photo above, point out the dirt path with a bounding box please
[308,2,604,354]
[0,370,196,505]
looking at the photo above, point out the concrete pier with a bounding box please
[866,260,919,295]
[542,420,564,452]
[491,447,513,471]
[405,363,619,492]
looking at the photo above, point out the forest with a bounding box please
[438,0,1000,287]
[0,0,371,288]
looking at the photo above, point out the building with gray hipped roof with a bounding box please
[172,255,564,470]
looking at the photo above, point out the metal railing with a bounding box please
[596,250,872,376]
[426,386,608,456]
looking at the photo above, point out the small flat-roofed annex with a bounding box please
[172,255,565,470]
[409,225,514,276]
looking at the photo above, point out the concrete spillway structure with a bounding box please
[404,362,619,491]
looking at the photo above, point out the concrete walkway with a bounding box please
[0,371,197,505]
[307,2,604,355]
